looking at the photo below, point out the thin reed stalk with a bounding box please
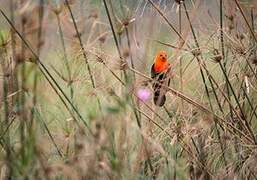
[64,0,102,113]
[55,11,73,99]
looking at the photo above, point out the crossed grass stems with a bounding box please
[0,0,257,178]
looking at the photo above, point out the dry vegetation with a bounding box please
[0,0,257,179]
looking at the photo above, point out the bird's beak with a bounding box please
[161,57,166,61]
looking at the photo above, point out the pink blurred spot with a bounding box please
[137,88,151,102]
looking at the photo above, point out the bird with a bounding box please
[151,51,171,106]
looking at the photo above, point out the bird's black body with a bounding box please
[151,64,171,106]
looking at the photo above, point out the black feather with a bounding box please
[151,64,171,106]
[154,91,166,106]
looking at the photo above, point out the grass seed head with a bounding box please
[99,35,106,44]
[123,19,130,27]
[236,33,245,40]
[52,4,63,15]
[191,48,201,57]
[175,0,184,4]
[89,10,98,19]
[212,48,222,63]
[123,48,130,58]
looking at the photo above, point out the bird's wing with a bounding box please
[151,64,158,79]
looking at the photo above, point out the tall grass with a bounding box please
[0,0,257,179]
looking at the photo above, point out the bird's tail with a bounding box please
[153,90,166,107]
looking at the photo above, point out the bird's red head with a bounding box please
[156,51,168,62]
[154,51,169,73]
